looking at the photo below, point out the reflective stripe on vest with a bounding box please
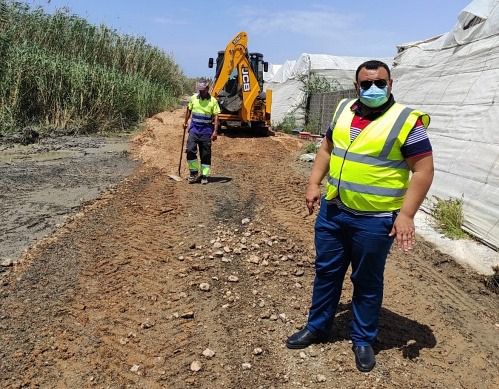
[332,147,408,169]
[325,99,430,211]
[191,112,213,124]
[327,176,408,197]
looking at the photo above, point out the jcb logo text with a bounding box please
[242,67,250,92]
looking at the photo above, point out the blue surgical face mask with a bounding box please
[359,85,389,108]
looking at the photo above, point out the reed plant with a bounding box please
[0,1,188,134]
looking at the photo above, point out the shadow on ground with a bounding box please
[208,176,232,183]
[331,302,437,359]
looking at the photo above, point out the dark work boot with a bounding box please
[352,344,376,372]
[187,173,199,184]
[286,328,329,349]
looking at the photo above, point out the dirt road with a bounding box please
[1,110,498,388]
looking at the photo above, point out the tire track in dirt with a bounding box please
[381,238,499,388]
[394,244,498,372]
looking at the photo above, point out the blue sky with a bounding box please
[28,0,472,77]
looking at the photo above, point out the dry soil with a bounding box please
[0,110,498,388]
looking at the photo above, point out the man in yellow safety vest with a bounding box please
[286,60,434,373]
[183,79,220,184]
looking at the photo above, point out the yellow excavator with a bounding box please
[208,31,272,135]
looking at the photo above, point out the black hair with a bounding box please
[355,60,391,82]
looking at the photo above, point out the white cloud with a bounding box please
[230,4,398,60]
[235,5,360,41]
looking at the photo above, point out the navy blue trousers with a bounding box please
[306,198,395,346]
[186,132,212,166]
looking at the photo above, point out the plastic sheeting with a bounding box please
[392,0,499,250]
[265,54,391,124]
[263,63,282,83]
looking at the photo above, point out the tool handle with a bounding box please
[178,124,187,176]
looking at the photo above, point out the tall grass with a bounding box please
[0,1,190,134]
[431,196,467,239]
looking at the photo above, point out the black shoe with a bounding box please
[286,328,328,349]
[352,344,375,372]
[187,174,200,184]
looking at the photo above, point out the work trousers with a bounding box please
[306,198,395,346]
[186,132,212,176]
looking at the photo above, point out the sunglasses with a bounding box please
[359,79,388,90]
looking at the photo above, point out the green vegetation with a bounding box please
[304,112,321,134]
[273,75,341,135]
[0,1,190,135]
[273,114,297,134]
[431,196,467,239]
[484,265,499,294]
[299,73,340,94]
[299,74,340,134]
[304,141,319,154]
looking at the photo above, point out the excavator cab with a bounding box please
[249,52,268,91]
[207,32,272,134]
[209,51,268,98]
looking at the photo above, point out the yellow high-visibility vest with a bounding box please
[188,94,220,118]
[325,99,430,211]
[188,94,221,134]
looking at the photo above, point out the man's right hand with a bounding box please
[183,123,188,130]
[306,183,321,215]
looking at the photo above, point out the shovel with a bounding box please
[168,124,187,182]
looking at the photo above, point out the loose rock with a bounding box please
[199,283,211,291]
[190,360,202,372]
[140,320,154,329]
[249,255,261,264]
[1,258,14,267]
[316,374,327,383]
[202,348,215,358]
[213,242,223,249]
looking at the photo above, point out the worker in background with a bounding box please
[183,79,220,184]
[286,60,434,373]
